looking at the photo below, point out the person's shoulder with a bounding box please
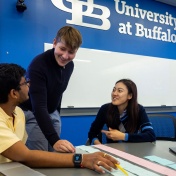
[0,107,6,120]
[15,106,25,115]
[27,49,54,73]
[138,104,145,109]
[15,106,26,122]
[40,48,54,58]
[37,48,54,57]
[100,103,111,110]
[138,104,147,113]
[30,49,54,66]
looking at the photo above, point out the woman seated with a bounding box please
[88,79,156,145]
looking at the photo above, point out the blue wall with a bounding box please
[1,0,176,146]
[61,115,95,146]
[1,0,176,68]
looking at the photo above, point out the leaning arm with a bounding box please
[2,141,119,173]
[2,141,74,168]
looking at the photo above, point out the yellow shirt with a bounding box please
[0,106,27,163]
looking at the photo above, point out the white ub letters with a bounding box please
[51,0,111,30]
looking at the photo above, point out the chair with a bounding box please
[148,114,176,141]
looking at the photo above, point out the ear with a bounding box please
[128,93,132,100]
[10,89,18,99]
[53,38,57,48]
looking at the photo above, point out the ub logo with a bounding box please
[51,0,111,30]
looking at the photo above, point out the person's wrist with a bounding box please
[94,139,101,145]
[73,154,84,168]
[92,138,98,145]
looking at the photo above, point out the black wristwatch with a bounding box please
[73,154,82,168]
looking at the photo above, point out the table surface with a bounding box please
[35,140,176,176]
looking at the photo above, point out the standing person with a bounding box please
[0,63,119,174]
[20,26,82,152]
[88,79,156,145]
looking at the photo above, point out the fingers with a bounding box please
[60,140,75,153]
[103,152,120,169]
[94,160,106,174]
[56,145,70,153]
[93,154,117,173]
[82,152,120,174]
[101,130,111,139]
[101,130,108,134]
[101,130,110,136]
[98,153,119,170]
[53,140,75,153]
[97,161,101,165]
[103,153,107,158]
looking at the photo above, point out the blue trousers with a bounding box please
[24,110,61,152]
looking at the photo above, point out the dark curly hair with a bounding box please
[0,63,26,103]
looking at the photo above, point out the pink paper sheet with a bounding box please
[94,144,176,176]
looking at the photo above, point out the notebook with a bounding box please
[169,147,176,155]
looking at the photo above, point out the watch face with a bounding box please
[74,154,82,164]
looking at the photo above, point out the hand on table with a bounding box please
[82,152,120,174]
[53,139,75,153]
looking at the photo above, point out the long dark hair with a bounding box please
[107,79,139,132]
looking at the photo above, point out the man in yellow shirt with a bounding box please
[0,106,27,163]
[0,63,119,173]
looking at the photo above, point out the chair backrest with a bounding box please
[148,114,176,141]
[93,124,108,144]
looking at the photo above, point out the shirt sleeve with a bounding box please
[127,105,156,142]
[0,120,20,154]
[88,104,109,144]
[0,107,26,154]
[28,66,60,146]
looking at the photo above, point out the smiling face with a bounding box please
[111,82,132,112]
[53,39,78,67]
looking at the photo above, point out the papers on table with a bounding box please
[76,145,162,176]
[144,155,176,170]
[94,144,176,176]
